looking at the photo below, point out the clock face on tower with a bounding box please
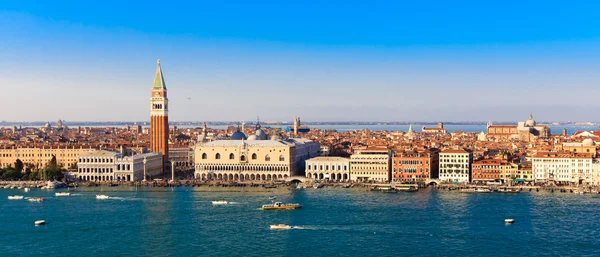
[155,92,160,96]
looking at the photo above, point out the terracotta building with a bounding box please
[392,148,439,182]
[472,159,501,183]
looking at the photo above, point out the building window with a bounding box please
[202,153,207,159]
[241,155,246,161]
[252,153,257,160]
[279,155,285,161]
[229,153,235,160]
[216,153,221,159]
[265,155,270,161]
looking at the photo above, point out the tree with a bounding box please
[48,155,58,171]
[14,159,24,174]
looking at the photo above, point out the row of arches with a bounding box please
[78,167,113,173]
[201,153,285,161]
[306,173,349,181]
[79,157,114,163]
[196,173,289,181]
[196,164,290,172]
[78,175,132,181]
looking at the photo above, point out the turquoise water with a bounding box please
[2,188,600,256]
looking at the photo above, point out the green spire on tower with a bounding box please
[152,59,167,89]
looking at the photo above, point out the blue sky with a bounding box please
[1,1,600,122]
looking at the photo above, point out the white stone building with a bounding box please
[194,133,320,181]
[73,150,163,182]
[439,149,472,183]
[306,156,350,181]
[349,148,391,182]
[532,151,594,185]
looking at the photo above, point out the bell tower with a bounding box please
[150,59,169,162]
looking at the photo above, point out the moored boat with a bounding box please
[8,195,24,200]
[261,202,302,210]
[55,192,70,197]
[28,197,44,202]
[96,194,109,199]
[270,224,292,230]
[497,188,520,193]
[460,188,491,193]
[212,200,228,205]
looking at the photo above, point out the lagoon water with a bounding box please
[2,188,600,256]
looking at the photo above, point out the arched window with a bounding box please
[202,153,207,159]
[252,153,257,160]
[229,153,235,160]
[216,153,221,159]
[265,155,270,161]
[241,155,246,161]
[279,155,285,161]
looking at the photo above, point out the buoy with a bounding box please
[504,219,514,224]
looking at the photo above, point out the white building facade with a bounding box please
[439,149,472,183]
[306,156,350,181]
[73,150,163,182]
[349,148,391,182]
[532,151,594,185]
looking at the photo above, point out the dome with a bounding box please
[247,135,258,140]
[255,128,267,140]
[231,131,247,140]
[525,114,536,127]
[582,138,596,146]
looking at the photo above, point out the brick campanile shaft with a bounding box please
[150,59,169,164]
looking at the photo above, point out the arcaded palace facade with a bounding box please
[194,123,320,181]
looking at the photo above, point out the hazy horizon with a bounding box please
[2,1,600,122]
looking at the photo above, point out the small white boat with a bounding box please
[269,196,276,200]
[28,197,44,202]
[96,194,110,199]
[505,219,515,224]
[212,200,228,205]
[34,220,46,226]
[55,192,70,197]
[8,195,24,200]
[24,188,30,192]
[270,224,292,230]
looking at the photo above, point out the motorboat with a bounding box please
[96,194,110,199]
[28,197,44,202]
[497,188,520,193]
[24,187,30,192]
[8,195,24,200]
[460,188,491,193]
[504,219,515,224]
[212,200,228,205]
[269,196,276,200]
[35,220,46,226]
[55,192,70,197]
[270,224,292,230]
[261,202,302,210]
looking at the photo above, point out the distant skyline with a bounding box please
[1,1,600,122]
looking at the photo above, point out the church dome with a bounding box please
[525,114,536,127]
[582,138,596,146]
[255,128,267,140]
[231,131,247,140]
